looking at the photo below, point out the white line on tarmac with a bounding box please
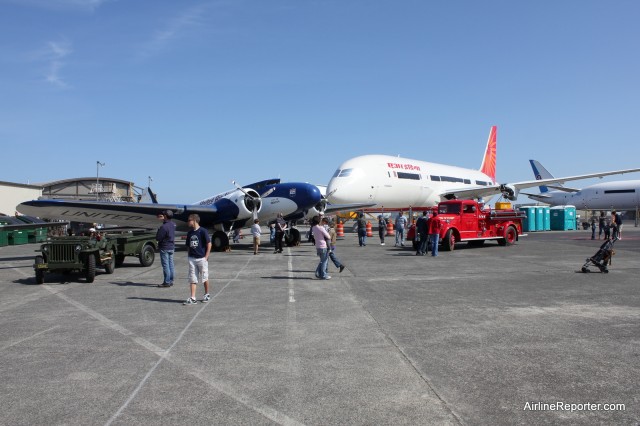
[42,285,166,355]
[0,326,60,352]
[288,252,295,303]
[105,257,304,426]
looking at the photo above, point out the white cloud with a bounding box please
[139,3,211,59]
[42,40,73,88]
[2,0,112,12]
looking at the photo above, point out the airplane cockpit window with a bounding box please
[397,172,421,180]
[332,169,341,178]
[338,168,353,177]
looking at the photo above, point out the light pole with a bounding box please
[96,161,105,200]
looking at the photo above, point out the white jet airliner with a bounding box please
[327,126,640,210]
[525,160,640,210]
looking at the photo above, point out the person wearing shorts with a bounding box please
[184,214,212,305]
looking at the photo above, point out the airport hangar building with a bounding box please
[0,178,142,216]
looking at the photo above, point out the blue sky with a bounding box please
[1,0,639,203]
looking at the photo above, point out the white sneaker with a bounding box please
[381,243,385,245]
[202,293,211,303]
[183,297,198,305]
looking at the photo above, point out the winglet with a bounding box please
[479,126,497,183]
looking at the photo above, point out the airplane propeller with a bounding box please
[232,180,262,220]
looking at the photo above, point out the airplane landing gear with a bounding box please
[212,231,229,252]
[285,228,300,247]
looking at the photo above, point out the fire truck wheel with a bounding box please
[442,229,455,251]
[504,226,517,246]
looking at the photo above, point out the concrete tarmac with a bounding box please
[0,226,638,425]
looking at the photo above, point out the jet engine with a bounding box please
[499,184,519,201]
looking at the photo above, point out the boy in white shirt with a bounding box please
[251,219,261,255]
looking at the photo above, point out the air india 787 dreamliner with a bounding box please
[326,126,640,210]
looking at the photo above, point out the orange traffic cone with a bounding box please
[336,221,344,238]
[366,221,373,237]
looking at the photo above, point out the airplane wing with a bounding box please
[16,199,225,232]
[0,221,69,231]
[323,202,377,215]
[442,167,640,201]
[544,185,580,193]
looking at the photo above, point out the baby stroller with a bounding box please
[581,237,617,273]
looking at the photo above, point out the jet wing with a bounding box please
[0,220,69,231]
[442,167,640,201]
[323,202,377,215]
[543,185,579,193]
[17,199,223,232]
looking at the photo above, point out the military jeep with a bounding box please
[34,235,117,284]
[34,231,158,284]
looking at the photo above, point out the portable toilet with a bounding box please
[542,206,551,231]
[519,206,537,232]
[550,206,577,231]
[535,206,545,231]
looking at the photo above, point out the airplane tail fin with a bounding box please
[148,187,158,204]
[479,125,497,183]
[529,159,558,193]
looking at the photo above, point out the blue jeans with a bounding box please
[358,228,367,246]
[395,228,404,245]
[328,247,343,269]
[430,234,439,256]
[417,233,429,254]
[316,248,329,279]
[159,249,175,284]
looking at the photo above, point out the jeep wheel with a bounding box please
[35,255,45,284]
[115,254,125,267]
[104,250,115,274]
[139,244,155,267]
[85,255,96,283]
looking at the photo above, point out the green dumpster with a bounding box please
[0,230,8,247]
[8,229,28,245]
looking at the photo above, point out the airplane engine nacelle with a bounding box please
[304,198,328,220]
[232,188,262,218]
[201,188,262,222]
[499,184,519,201]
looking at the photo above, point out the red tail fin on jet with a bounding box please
[479,125,497,183]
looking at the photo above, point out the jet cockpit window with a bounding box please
[332,169,341,178]
[338,168,353,177]
[397,172,421,180]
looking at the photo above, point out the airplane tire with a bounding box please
[285,228,300,246]
[212,231,229,252]
[442,229,456,251]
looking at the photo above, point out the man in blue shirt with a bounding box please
[184,214,212,305]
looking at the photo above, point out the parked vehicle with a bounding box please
[33,231,157,284]
[407,200,526,251]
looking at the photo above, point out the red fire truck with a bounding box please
[407,200,526,251]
